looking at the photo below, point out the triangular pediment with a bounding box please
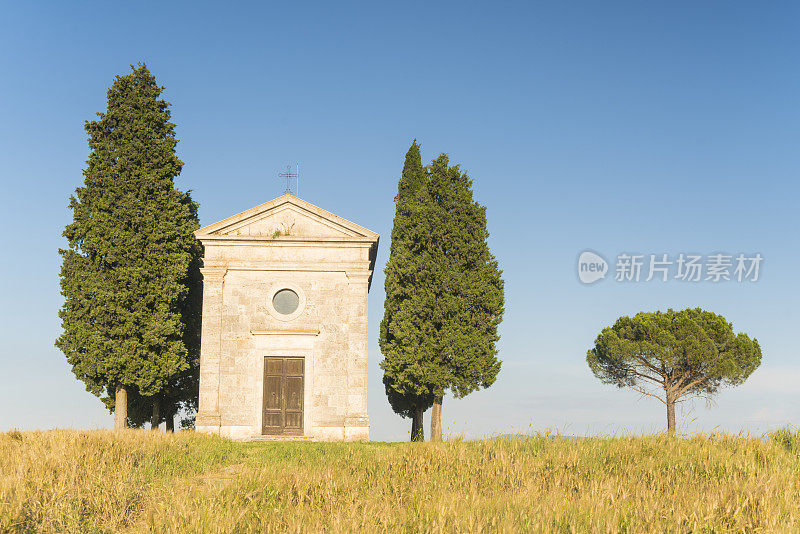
[195,194,379,241]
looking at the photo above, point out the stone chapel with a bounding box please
[193,194,379,440]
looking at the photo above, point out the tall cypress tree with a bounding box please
[379,141,437,441]
[56,64,201,429]
[426,154,505,441]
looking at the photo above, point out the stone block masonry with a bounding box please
[194,194,379,441]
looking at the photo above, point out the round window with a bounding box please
[272,288,300,315]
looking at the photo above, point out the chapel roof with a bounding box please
[195,193,379,243]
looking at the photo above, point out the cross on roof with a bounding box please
[278,165,298,195]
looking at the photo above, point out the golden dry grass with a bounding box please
[1,429,799,533]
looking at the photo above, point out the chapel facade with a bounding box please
[194,194,379,440]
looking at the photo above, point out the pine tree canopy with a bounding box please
[587,308,762,398]
[56,64,201,411]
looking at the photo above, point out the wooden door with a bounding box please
[263,357,304,436]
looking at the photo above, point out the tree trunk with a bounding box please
[151,400,160,431]
[165,411,175,433]
[430,396,443,442]
[666,391,676,435]
[411,405,424,442]
[114,384,128,430]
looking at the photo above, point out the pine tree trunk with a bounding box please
[666,390,676,435]
[151,400,160,431]
[114,384,127,430]
[430,396,443,442]
[411,405,424,442]
[165,412,175,433]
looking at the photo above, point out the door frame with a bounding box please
[251,335,316,438]
[261,355,307,436]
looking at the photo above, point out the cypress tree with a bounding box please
[56,64,201,429]
[379,141,437,441]
[425,154,505,441]
[125,233,201,431]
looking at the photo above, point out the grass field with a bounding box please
[1,429,799,533]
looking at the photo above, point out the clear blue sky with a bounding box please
[1,2,797,440]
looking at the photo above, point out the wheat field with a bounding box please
[1,428,799,533]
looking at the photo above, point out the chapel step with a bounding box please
[248,435,315,442]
